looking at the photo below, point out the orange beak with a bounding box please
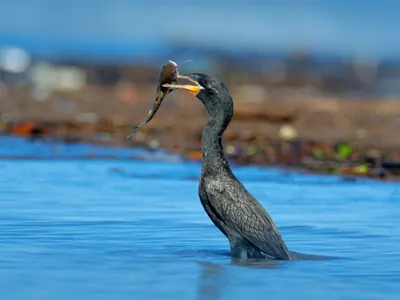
[162,75,202,96]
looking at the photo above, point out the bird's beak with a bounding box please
[162,75,202,96]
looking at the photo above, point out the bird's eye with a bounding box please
[191,75,198,81]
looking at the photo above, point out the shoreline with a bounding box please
[1,131,399,183]
[1,84,399,182]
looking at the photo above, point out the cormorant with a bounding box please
[163,74,307,260]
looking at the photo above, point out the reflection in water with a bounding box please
[196,256,287,300]
[197,261,224,300]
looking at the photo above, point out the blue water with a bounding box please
[1,137,400,300]
[1,0,400,59]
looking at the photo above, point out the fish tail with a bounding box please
[126,126,140,139]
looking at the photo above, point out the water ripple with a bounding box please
[0,137,399,300]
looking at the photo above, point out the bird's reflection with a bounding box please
[196,261,223,300]
[196,254,287,300]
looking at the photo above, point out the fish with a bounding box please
[126,60,179,139]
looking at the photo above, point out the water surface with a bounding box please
[0,137,399,300]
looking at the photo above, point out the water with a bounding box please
[0,137,399,300]
[2,1,400,59]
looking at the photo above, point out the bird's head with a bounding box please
[162,73,233,118]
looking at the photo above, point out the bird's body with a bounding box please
[190,74,294,260]
[199,170,294,260]
[162,73,322,261]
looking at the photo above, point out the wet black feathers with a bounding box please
[194,73,292,260]
[202,175,291,260]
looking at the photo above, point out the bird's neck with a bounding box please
[201,116,231,174]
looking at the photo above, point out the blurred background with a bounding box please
[1,0,400,176]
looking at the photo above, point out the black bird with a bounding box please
[163,74,313,260]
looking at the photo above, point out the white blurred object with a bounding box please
[56,66,87,90]
[0,47,31,73]
[148,139,160,149]
[279,124,298,141]
[226,145,235,155]
[29,62,57,89]
[29,62,87,91]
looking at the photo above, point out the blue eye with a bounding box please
[192,75,198,81]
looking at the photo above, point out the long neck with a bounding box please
[201,113,231,174]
